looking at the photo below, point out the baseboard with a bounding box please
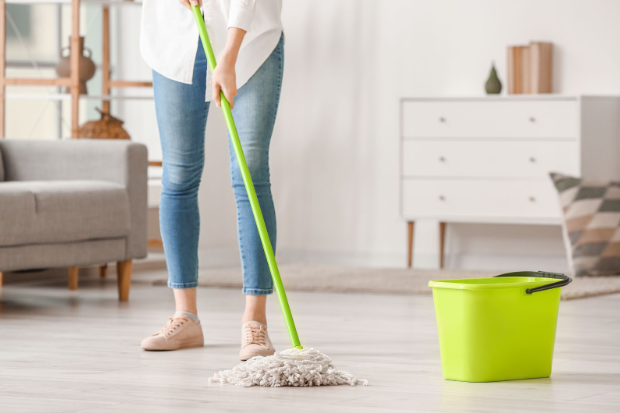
[446,253,570,273]
[1,247,567,285]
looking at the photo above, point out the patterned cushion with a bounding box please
[550,172,620,277]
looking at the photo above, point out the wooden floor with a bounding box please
[1,271,619,412]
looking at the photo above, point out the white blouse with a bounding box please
[140,0,283,101]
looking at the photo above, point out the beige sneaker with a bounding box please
[239,321,276,361]
[141,316,204,351]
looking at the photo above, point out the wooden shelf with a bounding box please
[0,0,152,138]
[4,77,71,86]
[109,80,152,88]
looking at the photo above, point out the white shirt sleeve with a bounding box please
[228,0,257,31]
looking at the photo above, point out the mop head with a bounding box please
[209,348,368,387]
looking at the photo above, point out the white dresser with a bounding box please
[400,96,620,268]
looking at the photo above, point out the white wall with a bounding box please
[118,0,620,271]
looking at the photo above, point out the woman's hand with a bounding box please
[212,58,238,109]
[211,28,247,109]
[179,0,202,10]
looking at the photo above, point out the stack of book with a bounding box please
[507,42,553,94]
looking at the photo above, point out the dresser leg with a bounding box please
[68,267,79,290]
[439,222,447,269]
[99,263,108,279]
[407,221,415,268]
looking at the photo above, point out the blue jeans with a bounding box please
[152,34,283,295]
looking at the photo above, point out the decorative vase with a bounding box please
[485,63,502,95]
[77,108,131,140]
[55,36,96,95]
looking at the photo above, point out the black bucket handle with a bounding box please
[494,271,572,294]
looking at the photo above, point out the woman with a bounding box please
[139,0,284,361]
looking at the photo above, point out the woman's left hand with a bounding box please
[211,56,238,109]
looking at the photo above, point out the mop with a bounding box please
[191,6,367,388]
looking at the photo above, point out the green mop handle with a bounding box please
[192,7,302,350]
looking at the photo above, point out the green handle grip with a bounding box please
[191,6,302,349]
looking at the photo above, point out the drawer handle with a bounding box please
[439,195,446,201]
[439,117,446,123]
[529,117,536,123]
[529,196,536,202]
[439,156,446,162]
[529,157,536,163]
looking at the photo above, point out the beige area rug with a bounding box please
[153,264,620,300]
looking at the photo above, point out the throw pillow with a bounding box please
[550,172,620,276]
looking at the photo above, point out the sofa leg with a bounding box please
[68,267,79,290]
[99,264,108,279]
[117,260,132,301]
[0,272,3,287]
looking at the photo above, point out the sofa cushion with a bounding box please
[0,180,130,247]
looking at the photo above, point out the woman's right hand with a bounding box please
[179,0,202,10]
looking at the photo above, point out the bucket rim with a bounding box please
[428,276,559,291]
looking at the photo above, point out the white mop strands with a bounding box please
[209,348,368,387]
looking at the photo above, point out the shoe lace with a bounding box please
[159,317,187,339]
[245,324,267,346]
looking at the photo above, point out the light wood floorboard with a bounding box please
[0,271,619,412]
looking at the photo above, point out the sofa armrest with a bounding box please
[0,139,149,259]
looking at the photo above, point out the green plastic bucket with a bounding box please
[428,271,571,383]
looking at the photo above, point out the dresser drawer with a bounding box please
[402,141,579,178]
[401,179,560,220]
[402,100,578,139]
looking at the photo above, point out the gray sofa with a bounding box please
[0,139,148,301]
